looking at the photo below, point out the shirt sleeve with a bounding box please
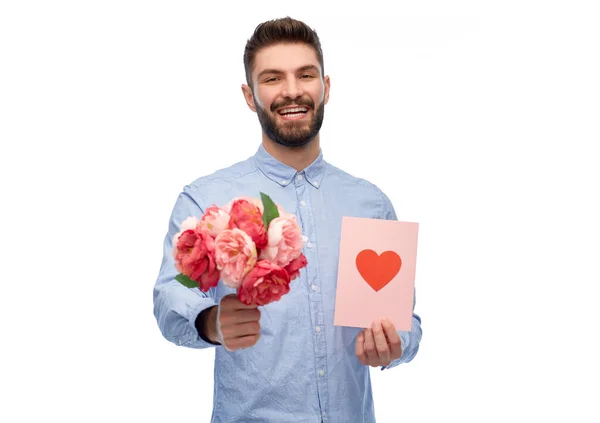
[378,190,423,370]
[153,185,219,349]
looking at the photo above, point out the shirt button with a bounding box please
[300,200,306,207]
[313,181,319,187]
[311,284,318,292]
[297,174,303,181]
[318,370,325,377]
[315,326,321,333]
[307,242,313,248]
[280,179,287,185]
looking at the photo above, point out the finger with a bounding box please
[372,320,390,365]
[226,333,260,351]
[381,319,403,358]
[221,308,261,325]
[223,294,259,310]
[221,321,260,339]
[233,300,259,310]
[363,328,377,365]
[355,331,368,365]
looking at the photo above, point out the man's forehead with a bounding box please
[253,43,321,74]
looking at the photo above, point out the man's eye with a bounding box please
[301,74,315,79]
[265,77,279,82]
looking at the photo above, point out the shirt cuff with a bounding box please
[380,331,408,371]
[179,302,221,349]
[195,306,222,346]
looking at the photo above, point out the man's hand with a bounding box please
[355,319,402,367]
[205,294,261,351]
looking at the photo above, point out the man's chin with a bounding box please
[257,108,321,148]
[271,133,315,148]
[276,117,311,129]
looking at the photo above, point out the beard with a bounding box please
[254,95,325,148]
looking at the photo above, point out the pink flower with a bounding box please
[259,215,304,267]
[198,205,232,237]
[224,196,264,213]
[228,198,268,250]
[173,229,219,291]
[180,216,199,231]
[224,196,287,220]
[238,260,291,306]
[171,216,200,258]
[284,253,308,281]
[214,228,257,289]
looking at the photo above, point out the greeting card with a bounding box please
[334,217,419,330]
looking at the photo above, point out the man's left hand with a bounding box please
[355,319,402,367]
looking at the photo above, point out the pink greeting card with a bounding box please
[333,217,419,330]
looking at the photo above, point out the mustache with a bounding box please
[271,98,314,112]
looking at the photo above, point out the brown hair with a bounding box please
[243,17,324,88]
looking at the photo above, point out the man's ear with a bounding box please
[323,75,331,105]
[241,84,257,112]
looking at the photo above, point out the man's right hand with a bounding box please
[204,294,261,351]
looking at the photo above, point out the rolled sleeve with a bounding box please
[153,186,220,349]
[381,309,422,370]
[379,188,423,370]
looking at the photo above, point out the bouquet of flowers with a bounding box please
[172,193,307,306]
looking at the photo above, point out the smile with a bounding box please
[277,106,310,120]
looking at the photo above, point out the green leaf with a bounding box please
[260,192,280,229]
[175,273,199,289]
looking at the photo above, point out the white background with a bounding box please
[1,1,599,422]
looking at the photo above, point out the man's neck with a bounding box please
[261,135,321,172]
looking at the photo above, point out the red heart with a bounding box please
[356,249,402,292]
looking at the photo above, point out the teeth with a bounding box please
[279,107,308,114]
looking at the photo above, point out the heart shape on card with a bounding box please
[356,249,402,292]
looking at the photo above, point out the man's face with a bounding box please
[243,43,330,148]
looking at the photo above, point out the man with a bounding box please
[154,16,422,422]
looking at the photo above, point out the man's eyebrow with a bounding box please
[297,65,320,73]
[257,65,320,79]
[257,69,283,79]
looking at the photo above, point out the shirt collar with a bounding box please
[253,143,326,189]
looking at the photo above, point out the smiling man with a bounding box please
[245,44,326,150]
[242,40,329,173]
[154,17,422,423]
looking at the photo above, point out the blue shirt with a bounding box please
[153,144,422,422]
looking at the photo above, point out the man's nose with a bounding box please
[282,78,302,98]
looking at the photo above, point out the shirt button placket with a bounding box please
[295,171,328,418]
